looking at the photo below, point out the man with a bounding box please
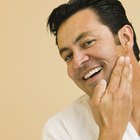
[43,0,140,139]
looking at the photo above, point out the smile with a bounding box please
[83,66,102,80]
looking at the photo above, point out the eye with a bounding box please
[64,53,73,62]
[81,39,96,48]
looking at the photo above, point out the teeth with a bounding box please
[84,66,102,80]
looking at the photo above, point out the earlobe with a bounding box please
[118,25,134,50]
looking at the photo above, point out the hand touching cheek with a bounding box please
[90,56,133,140]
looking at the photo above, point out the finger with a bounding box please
[128,64,133,97]
[92,79,107,105]
[120,57,133,93]
[128,64,133,82]
[108,56,125,91]
[120,56,130,83]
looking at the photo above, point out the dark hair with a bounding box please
[47,0,140,61]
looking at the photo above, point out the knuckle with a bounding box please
[119,89,131,100]
[108,87,118,95]
[112,70,121,77]
[90,99,99,108]
[121,72,129,79]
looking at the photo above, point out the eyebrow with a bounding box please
[74,32,92,44]
[59,47,69,56]
[59,31,93,55]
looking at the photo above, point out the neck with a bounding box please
[130,59,140,135]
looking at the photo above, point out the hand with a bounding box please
[90,56,133,140]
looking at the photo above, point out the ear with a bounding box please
[118,25,134,52]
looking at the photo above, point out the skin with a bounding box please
[58,9,126,98]
[57,9,140,139]
[91,56,133,140]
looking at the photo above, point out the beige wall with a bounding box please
[0,0,139,140]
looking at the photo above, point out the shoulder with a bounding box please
[42,94,97,139]
[45,94,91,127]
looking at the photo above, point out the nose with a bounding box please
[73,51,89,68]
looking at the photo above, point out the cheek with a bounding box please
[67,65,74,80]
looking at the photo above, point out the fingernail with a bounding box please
[125,56,130,63]
[100,79,106,84]
[119,56,125,62]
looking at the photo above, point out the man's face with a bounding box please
[57,9,125,97]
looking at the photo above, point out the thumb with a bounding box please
[92,79,107,104]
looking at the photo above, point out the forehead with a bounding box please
[57,9,107,47]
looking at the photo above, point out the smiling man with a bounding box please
[43,0,140,140]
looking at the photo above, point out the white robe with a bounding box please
[42,94,140,140]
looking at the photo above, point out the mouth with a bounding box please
[83,66,103,80]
